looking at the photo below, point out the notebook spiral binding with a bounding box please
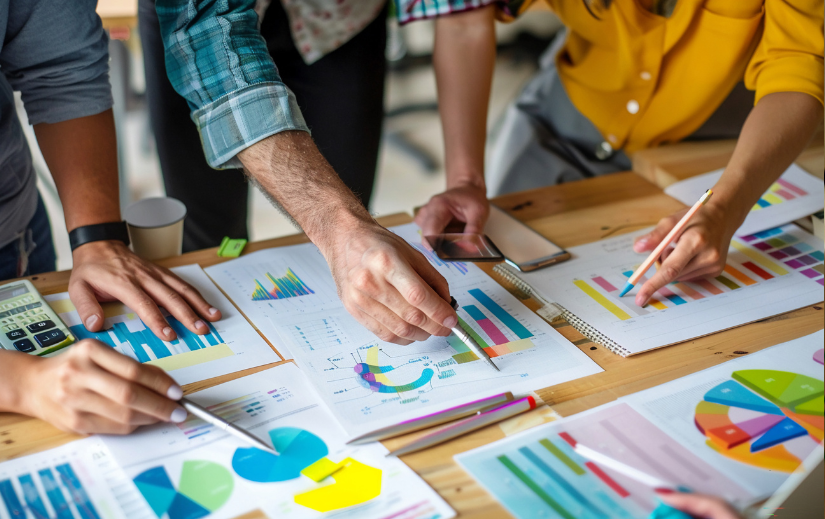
[493,263,632,357]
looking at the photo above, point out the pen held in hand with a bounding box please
[180,398,278,455]
[450,296,499,372]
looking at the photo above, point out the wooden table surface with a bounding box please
[1,172,822,518]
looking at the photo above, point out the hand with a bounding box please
[323,221,458,345]
[415,183,489,235]
[70,240,221,340]
[18,339,187,434]
[632,202,739,307]
[655,490,742,519]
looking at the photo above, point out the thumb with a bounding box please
[635,211,686,252]
[415,203,452,237]
[69,281,106,332]
[460,202,490,235]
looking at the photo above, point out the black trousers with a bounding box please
[139,0,387,252]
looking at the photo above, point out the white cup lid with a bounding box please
[124,197,187,228]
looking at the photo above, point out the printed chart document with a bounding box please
[456,331,824,518]
[664,164,824,237]
[0,437,154,519]
[517,224,824,355]
[211,223,603,437]
[45,265,280,385]
[102,363,455,519]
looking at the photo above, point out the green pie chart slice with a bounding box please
[178,461,234,512]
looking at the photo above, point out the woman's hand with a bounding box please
[16,339,187,435]
[655,490,743,519]
[415,183,490,236]
[632,201,741,307]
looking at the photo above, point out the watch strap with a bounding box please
[69,222,131,251]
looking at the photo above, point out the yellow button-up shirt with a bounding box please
[506,0,824,153]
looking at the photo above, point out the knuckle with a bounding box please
[365,249,393,271]
[393,322,414,339]
[661,265,680,281]
[376,329,397,343]
[122,363,143,381]
[116,384,137,406]
[402,308,427,327]
[404,285,427,307]
[351,269,376,293]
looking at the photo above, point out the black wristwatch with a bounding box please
[69,221,131,252]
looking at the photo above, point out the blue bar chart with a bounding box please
[0,463,101,519]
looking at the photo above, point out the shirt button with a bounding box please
[595,141,613,160]
[640,71,652,80]
[627,100,640,114]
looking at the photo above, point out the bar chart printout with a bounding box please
[456,288,536,358]
[251,268,315,301]
[456,402,753,519]
[0,438,153,519]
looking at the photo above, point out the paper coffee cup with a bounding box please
[124,197,187,261]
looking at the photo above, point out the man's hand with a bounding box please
[632,202,739,307]
[16,339,187,435]
[655,490,742,519]
[70,241,221,340]
[415,183,490,236]
[323,220,458,345]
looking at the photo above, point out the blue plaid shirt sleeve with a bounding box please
[393,0,530,24]
[156,0,309,169]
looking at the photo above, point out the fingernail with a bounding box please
[634,239,648,252]
[85,315,99,329]
[654,488,675,495]
[443,315,458,328]
[194,320,206,330]
[163,326,174,338]
[170,407,188,423]
[167,384,183,400]
[208,307,219,317]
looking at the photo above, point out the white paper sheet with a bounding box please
[664,164,824,237]
[236,223,602,437]
[102,363,455,519]
[0,437,154,519]
[516,224,825,355]
[45,264,281,385]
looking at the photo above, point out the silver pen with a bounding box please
[180,398,278,454]
[450,297,500,372]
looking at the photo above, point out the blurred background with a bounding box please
[17,2,562,271]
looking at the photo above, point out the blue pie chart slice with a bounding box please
[232,427,328,482]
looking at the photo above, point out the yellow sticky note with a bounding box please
[300,458,342,483]
[294,459,382,512]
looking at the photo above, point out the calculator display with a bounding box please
[0,284,28,301]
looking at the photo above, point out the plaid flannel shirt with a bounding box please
[156,0,309,169]
[393,0,529,24]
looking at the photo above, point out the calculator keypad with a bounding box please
[13,338,36,352]
[0,286,72,355]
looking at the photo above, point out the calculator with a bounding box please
[0,279,75,355]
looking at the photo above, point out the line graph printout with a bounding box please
[44,265,280,385]
[0,437,154,519]
[102,363,454,519]
[623,330,824,497]
[664,164,824,236]
[205,243,343,360]
[456,402,753,519]
[264,224,602,437]
[517,224,824,355]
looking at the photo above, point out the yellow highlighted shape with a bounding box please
[648,298,667,310]
[146,343,233,371]
[730,241,788,276]
[294,458,382,512]
[301,458,342,483]
[574,280,632,320]
[763,193,784,205]
[47,297,76,315]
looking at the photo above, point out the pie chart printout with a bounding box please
[133,461,233,519]
[695,369,824,472]
[231,427,329,482]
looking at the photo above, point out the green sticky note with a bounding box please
[217,237,247,257]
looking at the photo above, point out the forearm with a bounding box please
[434,5,496,189]
[0,352,35,413]
[237,130,375,249]
[713,92,823,223]
[33,109,120,231]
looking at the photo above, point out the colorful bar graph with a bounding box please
[715,275,741,291]
[592,276,618,292]
[731,240,788,275]
[573,280,631,321]
[752,179,807,211]
[657,287,687,305]
[497,456,575,519]
[468,289,533,339]
[463,305,508,345]
[584,461,630,498]
[741,261,773,280]
[252,268,315,301]
[776,178,808,196]
[723,265,757,286]
[539,439,585,475]
[519,448,607,517]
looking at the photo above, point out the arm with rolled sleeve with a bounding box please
[156,0,309,168]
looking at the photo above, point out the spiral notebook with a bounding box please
[492,224,825,357]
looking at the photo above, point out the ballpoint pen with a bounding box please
[450,297,499,371]
[620,189,713,297]
[180,398,279,455]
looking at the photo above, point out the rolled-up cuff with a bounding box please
[193,82,310,169]
[753,56,824,107]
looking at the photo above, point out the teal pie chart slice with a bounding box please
[232,427,328,482]
[133,462,233,519]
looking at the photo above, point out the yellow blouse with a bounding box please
[504,0,824,153]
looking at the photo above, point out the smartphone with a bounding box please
[483,204,571,271]
[0,279,75,355]
[424,233,504,262]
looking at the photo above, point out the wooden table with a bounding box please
[1,173,822,518]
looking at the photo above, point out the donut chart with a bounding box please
[695,369,823,472]
[134,461,233,519]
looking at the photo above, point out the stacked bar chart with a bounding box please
[251,268,315,301]
[0,463,100,519]
[752,179,808,211]
[451,289,536,359]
